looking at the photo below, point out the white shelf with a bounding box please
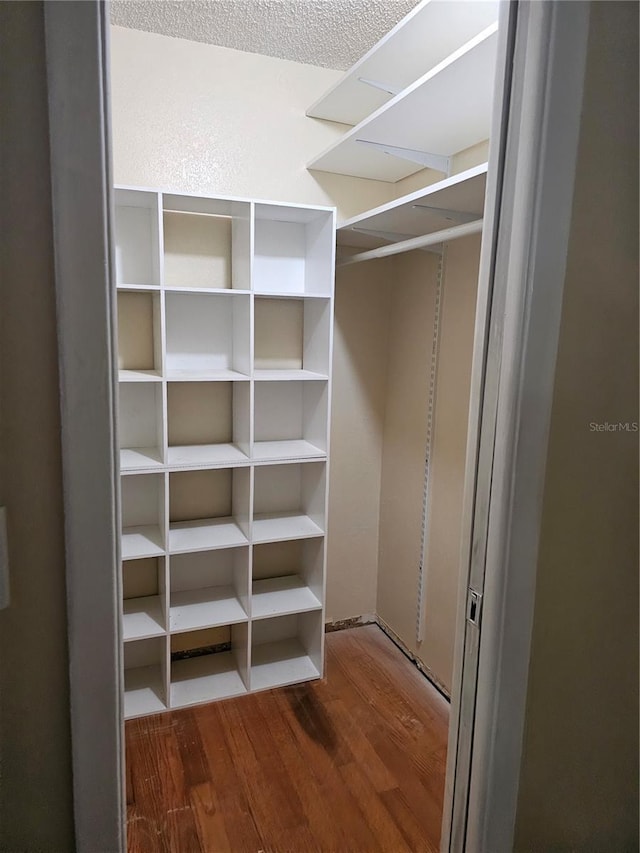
[307,0,499,126]
[169,518,248,553]
[254,297,332,377]
[252,575,322,620]
[252,440,325,462]
[251,638,320,691]
[121,447,164,472]
[254,369,328,382]
[252,513,324,544]
[167,444,249,469]
[114,189,161,287]
[122,525,164,560]
[253,206,334,296]
[122,595,165,641]
[165,291,251,377]
[171,652,247,707]
[124,665,166,718]
[308,24,498,183]
[166,368,249,382]
[338,162,488,251]
[118,369,162,382]
[164,286,252,296]
[170,586,247,633]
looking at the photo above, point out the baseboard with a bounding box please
[325,612,451,701]
[324,613,377,633]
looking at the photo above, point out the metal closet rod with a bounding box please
[337,218,483,266]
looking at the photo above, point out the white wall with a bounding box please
[110,26,396,221]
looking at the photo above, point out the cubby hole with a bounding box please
[253,204,333,296]
[252,462,326,543]
[114,189,161,287]
[120,473,165,560]
[118,382,163,471]
[124,636,167,719]
[167,381,250,467]
[122,556,166,641]
[165,291,251,380]
[252,539,323,620]
[116,290,162,380]
[169,547,249,634]
[162,194,251,291]
[253,380,328,461]
[169,468,250,553]
[251,610,322,692]
[254,297,331,379]
[170,624,249,707]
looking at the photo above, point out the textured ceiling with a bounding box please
[110,0,421,70]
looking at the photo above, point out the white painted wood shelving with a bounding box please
[337,162,488,261]
[114,186,335,719]
[307,0,498,184]
[307,0,499,126]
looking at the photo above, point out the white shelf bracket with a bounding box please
[411,205,481,224]
[355,139,451,175]
[357,77,401,96]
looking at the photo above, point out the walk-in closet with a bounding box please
[111,0,500,847]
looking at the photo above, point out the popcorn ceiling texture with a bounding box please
[110,0,420,70]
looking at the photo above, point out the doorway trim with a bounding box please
[43,2,593,851]
[44,2,124,851]
[443,1,592,850]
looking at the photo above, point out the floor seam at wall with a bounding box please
[325,612,451,701]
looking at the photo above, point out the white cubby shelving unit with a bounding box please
[306,2,498,184]
[114,187,335,718]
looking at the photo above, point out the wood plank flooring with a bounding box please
[126,625,450,852]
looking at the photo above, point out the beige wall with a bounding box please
[110,26,396,221]
[326,261,392,621]
[421,234,481,690]
[514,3,639,849]
[0,2,75,849]
[376,250,438,654]
[376,238,480,692]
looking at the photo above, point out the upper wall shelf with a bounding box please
[307,0,498,127]
[337,162,487,255]
[307,24,498,183]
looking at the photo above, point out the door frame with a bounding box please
[43,2,591,851]
[443,1,591,849]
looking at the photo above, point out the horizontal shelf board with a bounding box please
[119,369,163,383]
[252,576,322,620]
[167,443,249,469]
[308,24,498,183]
[164,286,252,295]
[169,517,249,554]
[253,369,328,382]
[120,447,164,472]
[253,291,332,300]
[251,638,320,692]
[124,665,166,719]
[338,162,488,249]
[166,369,250,382]
[307,0,498,126]
[171,652,247,707]
[122,525,165,560]
[169,586,247,633]
[252,513,324,544]
[252,440,326,463]
[117,283,161,291]
[122,595,165,641]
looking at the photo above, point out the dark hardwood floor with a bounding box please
[126,625,450,852]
